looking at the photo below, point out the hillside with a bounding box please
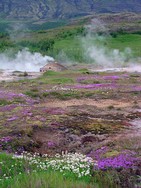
[0,0,141,21]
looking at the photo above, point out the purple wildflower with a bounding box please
[131,86,141,92]
[97,153,137,169]
[0,136,12,143]
[77,74,128,83]
[0,104,18,112]
[7,116,19,121]
[88,146,108,160]
[47,141,55,148]
[88,147,137,170]
[73,83,116,90]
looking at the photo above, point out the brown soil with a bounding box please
[38,98,134,108]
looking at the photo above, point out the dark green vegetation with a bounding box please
[0,20,68,33]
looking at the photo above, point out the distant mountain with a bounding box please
[0,0,141,21]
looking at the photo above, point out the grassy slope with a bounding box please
[1,13,141,60]
[107,34,141,57]
[1,29,141,62]
[51,33,141,62]
[24,22,141,59]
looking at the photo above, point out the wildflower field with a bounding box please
[1,69,141,187]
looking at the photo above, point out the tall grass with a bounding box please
[107,34,141,57]
[0,152,118,188]
[1,171,98,188]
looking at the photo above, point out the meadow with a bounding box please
[1,14,141,188]
[1,24,141,64]
[1,69,141,187]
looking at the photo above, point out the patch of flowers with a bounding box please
[43,152,95,178]
[103,75,126,80]
[0,90,25,101]
[0,150,139,184]
[21,108,33,117]
[47,141,56,148]
[77,74,128,83]
[0,104,18,112]
[43,86,75,94]
[73,83,117,90]
[7,116,19,121]
[13,152,95,178]
[97,153,137,169]
[131,85,141,92]
[52,86,75,91]
[88,147,137,170]
[0,136,12,143]
[0,136,14,151]
[0,90,38,105]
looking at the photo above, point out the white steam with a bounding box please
[0,23,54,72]
[81,19,134,68]
[0,48,54,72]
[1,19,140,73]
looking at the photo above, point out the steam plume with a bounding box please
[0,48,54,72]
[81,18,133,68]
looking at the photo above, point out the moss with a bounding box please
[42,70,61,77]
[0,99,12,106]
[24,91,41,98]
[104,150,120,158]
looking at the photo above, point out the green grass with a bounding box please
[107,34,141,57]
[40,71,75,84]
[24,90,41,98]
[42,91,81,100]
[0,153,36,181]
[47,77,74,84]
[1,171,97,188]
[0,99,12,106]
[0,153,116,188]
[1,20,141,61]
[48,33,141,62]
[52,37,84,62]
[42,70,61,77]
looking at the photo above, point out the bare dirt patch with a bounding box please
[39,98,133,109]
